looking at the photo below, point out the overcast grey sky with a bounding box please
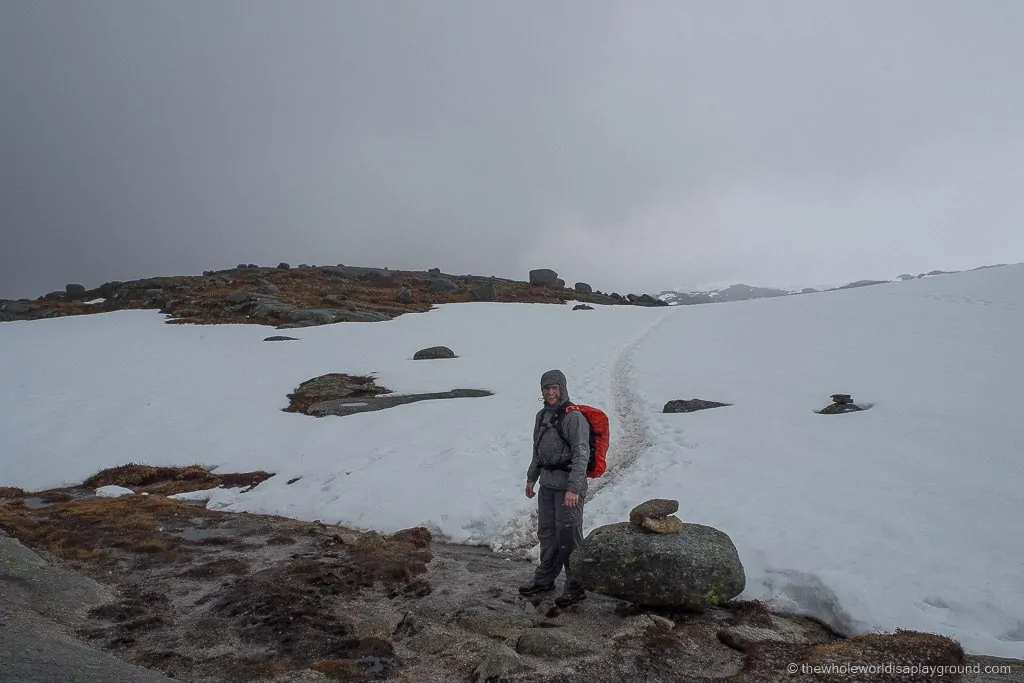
[2,1,1022,299]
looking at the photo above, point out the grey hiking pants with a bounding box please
[534,485,585,590]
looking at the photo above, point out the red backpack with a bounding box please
[551,403,610,478]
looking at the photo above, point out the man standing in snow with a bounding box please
[520,369,590,607]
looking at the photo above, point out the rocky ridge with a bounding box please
[0,264,666,327]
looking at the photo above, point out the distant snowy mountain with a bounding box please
[657,263,1012,305]
[657,283,794,306]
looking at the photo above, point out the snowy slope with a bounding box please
[600,265,1024,657]
[0,300,670,547]
[1,265,1022,657]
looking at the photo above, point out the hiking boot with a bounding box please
[518,582,555,597]
[554,588,587,607]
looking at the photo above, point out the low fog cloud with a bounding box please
[2,0,1022,299]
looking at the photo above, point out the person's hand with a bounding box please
[564,491,579,508]
[525,482,536,499]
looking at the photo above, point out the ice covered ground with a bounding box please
[1,264,1022,657]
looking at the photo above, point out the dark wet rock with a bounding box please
[568,521,745,609]
[413,346,456,360]
[307,389,493,417]
[663,398,732,413]
[575,282,593,293]
[573,304,594,311]
[65,284,86,298]
[263,336,298,342]
[277,262,291,270]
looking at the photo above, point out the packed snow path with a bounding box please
[490,306,672,555]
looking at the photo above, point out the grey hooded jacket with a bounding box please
[527,370,591,494]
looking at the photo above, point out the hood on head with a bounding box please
[540,369,570,405]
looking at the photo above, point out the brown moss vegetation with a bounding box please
[0,495,190,564]
[284,373,391,414]
[82,463,274,496]
[0,465,273,565]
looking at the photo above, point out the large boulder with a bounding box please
[574,282,592,293]
[529,269,559,287]
[568,521,745,609]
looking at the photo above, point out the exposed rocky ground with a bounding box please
[0,264,666,327]
[2,466,1021,683]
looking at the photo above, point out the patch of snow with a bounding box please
[84,298,106,305]
[95,485,134,498]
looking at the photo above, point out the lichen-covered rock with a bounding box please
[568,521,745,609]
[641,515,684,534]
[629,499,679,525]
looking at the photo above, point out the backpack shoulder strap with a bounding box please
[550,404,575,445]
